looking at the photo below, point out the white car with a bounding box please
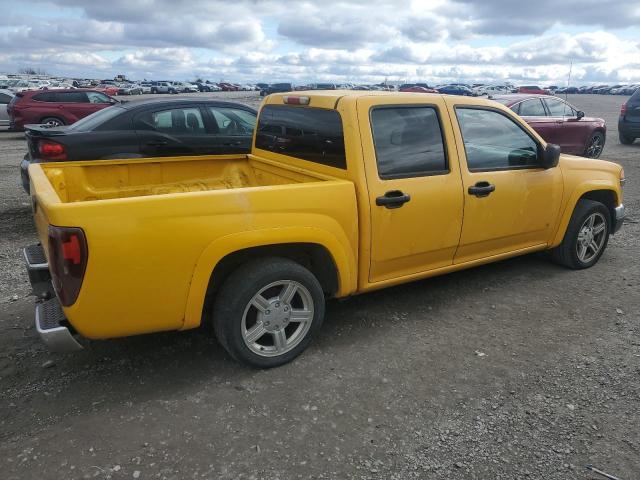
[0,89,14,127]
[139,82,153,94]
[475,85,511,96]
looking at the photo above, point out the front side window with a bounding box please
[544,98,575,117]
[136,107,206,134]
[370,106,447,179]
[255,105,346,169]
[208,107,256,135]
[59,92,89,103]
[517,99,546,116]
[456,108,540,171]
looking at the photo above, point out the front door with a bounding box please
[446,101,563,264]
[357,96,464,283]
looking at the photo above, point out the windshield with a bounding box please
[67,106,124,132]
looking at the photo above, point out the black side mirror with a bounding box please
[576,110,585,120]
[541,143,561,169]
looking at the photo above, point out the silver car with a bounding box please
[0,89,14,127]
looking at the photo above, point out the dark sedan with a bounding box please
[436,84,474,96]
[20,99,257,192]
[491,94,606,158]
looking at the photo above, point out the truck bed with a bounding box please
[38,154,328,203]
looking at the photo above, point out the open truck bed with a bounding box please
[27,153,359,343]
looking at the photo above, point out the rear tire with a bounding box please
[212,257,325,368]
[550,199,610,269]
[619,132,635,145]
[40,117,65,127]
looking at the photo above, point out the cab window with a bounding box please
[370,106,447,179]
[456,108,540,171]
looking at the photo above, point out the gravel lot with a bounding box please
[0,93,638,480]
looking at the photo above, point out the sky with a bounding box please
[1,0,639,85]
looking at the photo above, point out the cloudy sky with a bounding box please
[1,0,640,85]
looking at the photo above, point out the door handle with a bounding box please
[146,140,168,146]
[376,190,411,209]
[468,181,495,197]
[222,141,243,146]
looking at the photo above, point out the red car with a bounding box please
[399,86,438,93]
[492,94,606,158]
[218,83,240,91]
[94,84,119,96]
[8,89,117,131]
[518,85,551,95]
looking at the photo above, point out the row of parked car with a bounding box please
[5,84,638,199]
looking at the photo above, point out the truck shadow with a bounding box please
[0,252,576,438]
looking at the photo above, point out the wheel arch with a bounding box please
[182,228,356,330]
[551,186,619,246]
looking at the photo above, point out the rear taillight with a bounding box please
[48,226,88,306]
[621,103,627,116]
[38,140,67,161]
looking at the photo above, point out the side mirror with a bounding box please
[576,110,585,120]
[541,143,561,169]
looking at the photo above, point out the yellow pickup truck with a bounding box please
[24,91,625,367]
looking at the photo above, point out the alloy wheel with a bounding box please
[241,280,314,357]
[576,212,607,263]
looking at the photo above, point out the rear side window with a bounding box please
[32,92,58,102]
[255,105,346,169]
[517,99,546,116]
[370,106,447,179]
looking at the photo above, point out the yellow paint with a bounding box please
[28,91,623,340]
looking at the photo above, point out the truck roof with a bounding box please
[265,90,500,109]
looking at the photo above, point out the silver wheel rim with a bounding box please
[587,135,603,157]
[241,280,314,357]
[576,212,607,263]
[44,119,62,127]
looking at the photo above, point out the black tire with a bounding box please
[40,117,65,127]
[619,132,635,145]
[584,131,605,158]
[550,199,611,269]
[212,257,325,368]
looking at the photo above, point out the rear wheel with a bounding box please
[550,199,610,269]
[212,257,325,368]
[40,117,65,127]
[585,131,605,158]
[619,132,635,145]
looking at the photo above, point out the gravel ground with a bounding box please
[0,93,638,480]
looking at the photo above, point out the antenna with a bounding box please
[564,60,573,116]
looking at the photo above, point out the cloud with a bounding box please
[0,0,639,85]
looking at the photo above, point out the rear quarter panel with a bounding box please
[30,163,358,339]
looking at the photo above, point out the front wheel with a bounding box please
[585,131,605,158]
[550,199,610,269]
[212,258,325,368]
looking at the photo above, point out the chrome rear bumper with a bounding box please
[24,244,84,352]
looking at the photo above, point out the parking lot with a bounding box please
[0,92,638,479]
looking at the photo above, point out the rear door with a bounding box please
[357,95,464,283]
[446,100,562,263]
[134,105,216,156]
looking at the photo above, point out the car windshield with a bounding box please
[67,106,124,132]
